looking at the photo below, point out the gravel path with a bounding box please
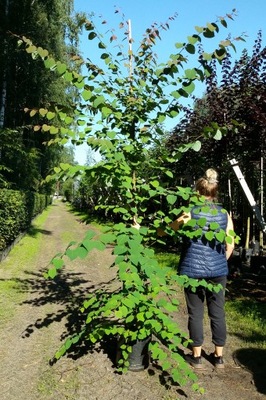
[0,201,265,400]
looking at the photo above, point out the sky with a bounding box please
[73,0,266,165]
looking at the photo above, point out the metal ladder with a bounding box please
[229,158,266,234]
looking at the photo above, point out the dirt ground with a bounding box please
[0,201,265,400]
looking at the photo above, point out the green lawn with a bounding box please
[0,207,52,325]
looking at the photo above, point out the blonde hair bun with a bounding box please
[205,168,218,184]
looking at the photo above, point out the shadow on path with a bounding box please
[1,267,118,363]
[27,227,53,237]
[233,348,266,395]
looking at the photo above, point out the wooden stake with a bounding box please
[128,19,133,78]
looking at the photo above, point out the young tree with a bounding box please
[21,10,240,389]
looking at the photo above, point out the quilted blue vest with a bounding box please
[179,203,228,278]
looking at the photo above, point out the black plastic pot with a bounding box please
[128,336,151,371]
[116,336,151,372]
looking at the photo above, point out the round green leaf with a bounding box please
[184,68,197,80]
[93,95,105,107]
[197,217,207,228]
[182,81,195,94]
[38,47,49,58]
[187,35,199,45]
[42,124,50,132]
[215,231,225,242]
[203,28,215,38]
[56,61,67,75]
[46,111,55,120]
[195,26,204,33]
[213,129,222,140]
[81,89,92,101]
[207,22,218,32]
[191,140,201,152]
[175,42,184,49]
[100,53,110,59]
[98,42,106,49]
[88,32,97,40]
[166,194,177,205]
[171,90,181,99]
[220,39,231,47]
[158,114,166,123]
[214,48,226,60]
[102,107,113,118]
[185,44,195,54]
[66,246,88,260]
[50,126,59,134]
[48,267,57,279]
[150,180,160,188]
[205,231,214,241]
[209,222,220,230]
[39,108,47,117]
[202,52,212,61]
[225,236,233,244]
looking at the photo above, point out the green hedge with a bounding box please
[0,189,52,251]
[25,191,52,220]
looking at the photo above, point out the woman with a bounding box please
[160,168,234,369]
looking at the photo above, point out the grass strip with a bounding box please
[0,206,53,326]
[225,299,266,349]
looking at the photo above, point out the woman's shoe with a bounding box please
[184,354,205,369]
[211,353,224,369]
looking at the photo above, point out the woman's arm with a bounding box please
[157,212,191,237]
[226,213,235,260]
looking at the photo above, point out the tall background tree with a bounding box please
[0,0,80,191]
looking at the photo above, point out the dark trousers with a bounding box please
[184,276,227,347]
